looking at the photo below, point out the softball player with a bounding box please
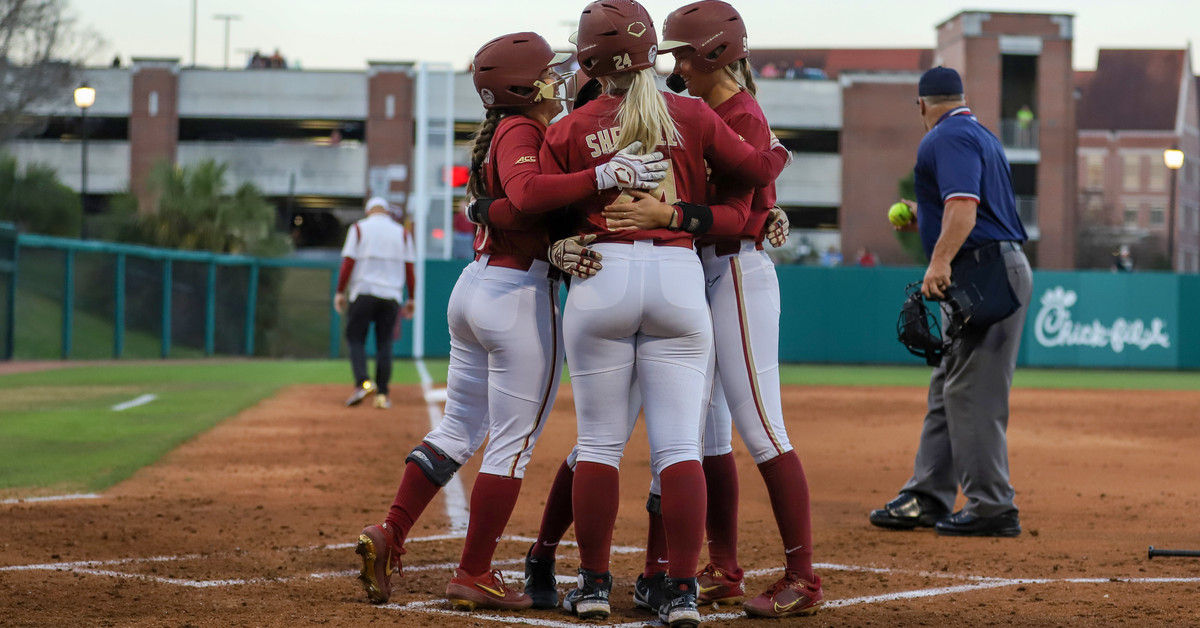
[595,1,824,617]
[656,2,822,617]
[354,31,666,612]
[542,2,790,625]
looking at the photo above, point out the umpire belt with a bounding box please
[953,240,1023,266]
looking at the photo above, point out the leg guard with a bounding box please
[406,441,462,487]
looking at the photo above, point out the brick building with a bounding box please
[1076,48,1200,272]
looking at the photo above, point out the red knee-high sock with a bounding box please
[758,451,814,581]
[644,497,668,578]
[531,459,575,560]
[384,460,444,545]
[459,473,523,576]
[660,461,707,579]
[572,462,619,573]
[702,453,742,576]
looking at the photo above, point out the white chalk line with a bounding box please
[415,359,469,534]
[111,393,157,411]
[0,492,102,505]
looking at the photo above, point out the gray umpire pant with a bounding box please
[901,245,1033,518]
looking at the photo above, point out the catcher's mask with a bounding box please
[896,281,980,366]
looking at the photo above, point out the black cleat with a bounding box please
[935,510,1021,537]
[869,492,948,530]
[524,547,559,610]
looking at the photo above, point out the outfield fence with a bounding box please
[3,226,1197,369]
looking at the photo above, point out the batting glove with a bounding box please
[764,206,790,248]
[595,141,668,191]
[769,132,793,169]
[465,197,493,226]
[548,234,603,279]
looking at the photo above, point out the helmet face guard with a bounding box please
[534,71,577,103]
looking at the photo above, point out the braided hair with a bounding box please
[466,109,505,199]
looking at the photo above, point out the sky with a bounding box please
[74,0,1199,72]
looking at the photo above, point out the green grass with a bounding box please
[0,357,1193,495]
[14,289,205,360]
[0,359,443,493]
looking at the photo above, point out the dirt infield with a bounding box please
[3,382,1200,627]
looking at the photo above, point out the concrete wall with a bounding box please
[177,142,366,197]
[177,69,367,119]
[5,140,130,194]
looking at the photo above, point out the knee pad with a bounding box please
[645,492,662,515]
[405,442,462,487]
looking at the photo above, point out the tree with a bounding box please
[116,159,290,256]
[895,172,927,265]
[0,152,81,235]
[0,0,101,142]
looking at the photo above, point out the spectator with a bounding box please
[248,50,267,69]
[111,55,121,68]
[1112,244,1134,272]
[1016,104,1035,147]
[760,61,780,78]
[820,246,843,267]
[856,247,877,267]
[269,48,287,69]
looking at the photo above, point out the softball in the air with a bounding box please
[888,202,914,227]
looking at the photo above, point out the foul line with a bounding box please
[414,359,468,533]
[111,394,157,411]
[7,530,1200,626]
[1,493,102,505]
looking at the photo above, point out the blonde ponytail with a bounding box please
[467,109,504,199]
[606,67,681,154]
[724,59,757,98]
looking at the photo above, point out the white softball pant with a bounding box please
[564,241,712,475]
[701,242,793,463]
[423,256,564,478]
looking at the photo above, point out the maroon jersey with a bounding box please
[475,115,593,266]
[700,89,777,247]
[539,92,787,246]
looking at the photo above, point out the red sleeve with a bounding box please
[495,120,595,213]
[705,187,754,236]
[479,197,540,230]
[705,110,772,236]
[700,106,787,188]
[336,257,355,293]
[405,262,415,301]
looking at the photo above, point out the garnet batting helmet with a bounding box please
[472,32,571,109]
[660,0,748,73]
[571,0,659,78]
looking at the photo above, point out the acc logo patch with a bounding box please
[627,21,647,37]
[648,45,657,65]
[480,88,495,106]
[515,155,537,164]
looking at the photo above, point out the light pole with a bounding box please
[1164,148,1185,271]
[213,14,241,70]
[74,84,96,236]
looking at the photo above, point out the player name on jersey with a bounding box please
[585,126,681,158]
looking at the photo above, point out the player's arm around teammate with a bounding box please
[352,31,663,613]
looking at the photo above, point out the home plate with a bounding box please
[424,388,448,403]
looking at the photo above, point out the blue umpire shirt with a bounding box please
[913,107,1028,258]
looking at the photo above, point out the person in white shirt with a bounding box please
[335,197,415,409]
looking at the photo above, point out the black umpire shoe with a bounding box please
[935,510,1022,537]
[524,547,558,609]
[869,492,948,530]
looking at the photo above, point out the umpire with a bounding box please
[335,197,415,409]
[870,67,1032,537]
